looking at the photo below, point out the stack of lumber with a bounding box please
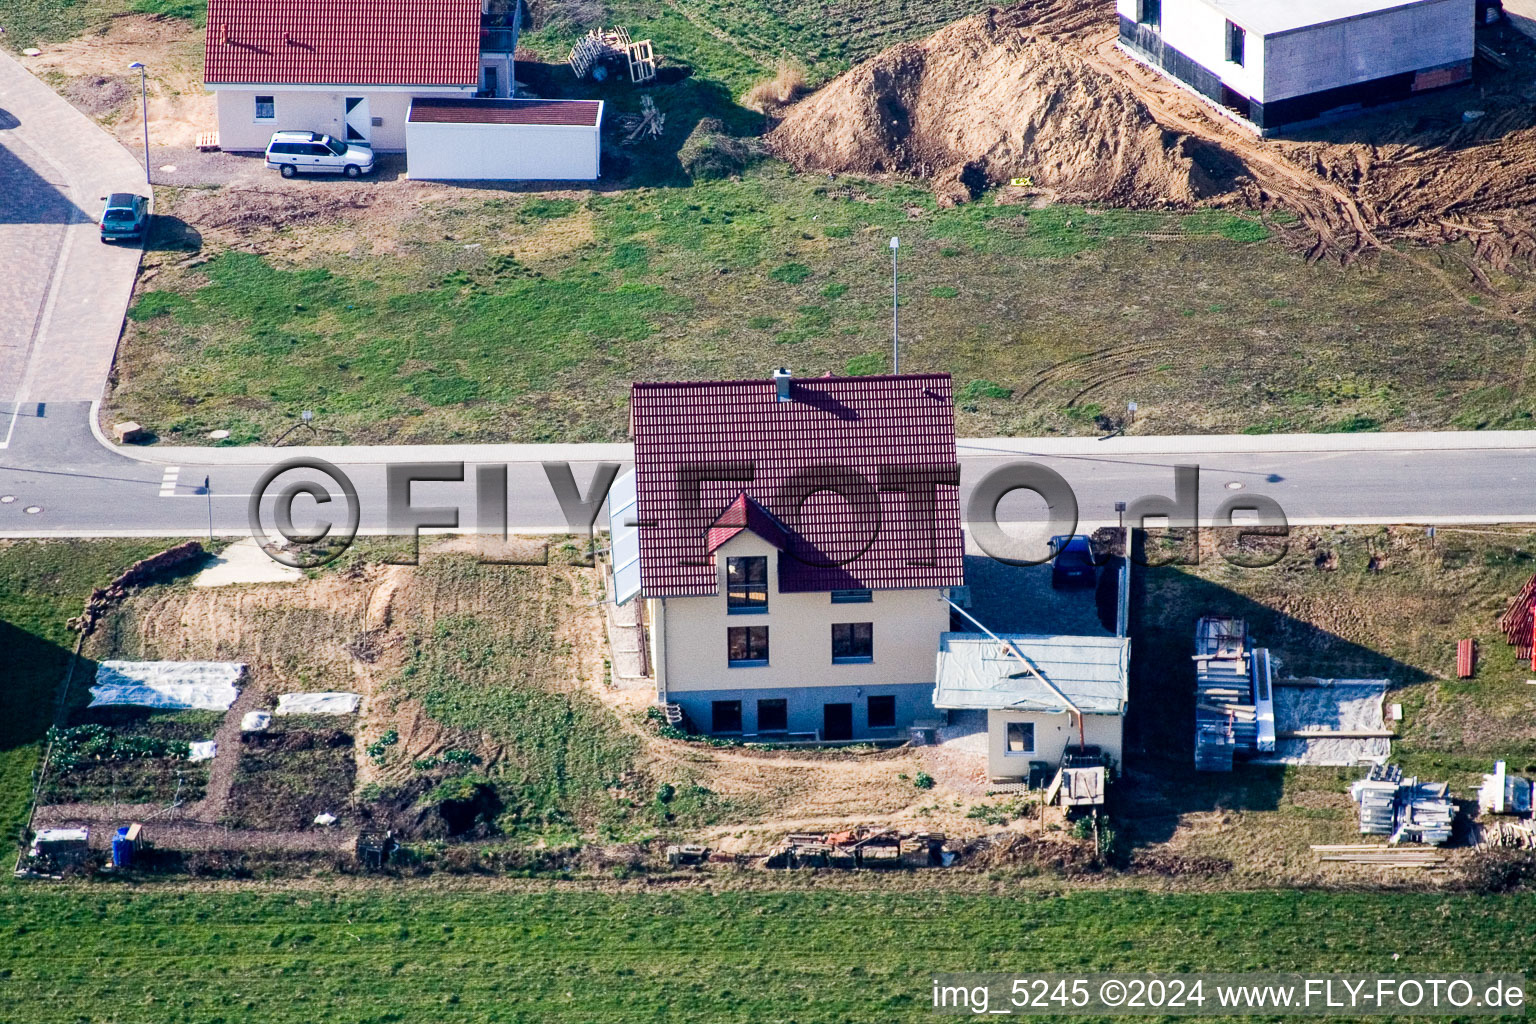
[1479,819,1536,849]
[1311,844,1445,868]
[1500,574,1536,664]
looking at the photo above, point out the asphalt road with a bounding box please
[0,49,147,443]
[1,52,1533,548]
[2,402,1535,543]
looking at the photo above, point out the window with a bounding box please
[1136,0,1160,27]
[1225,20,1245,65]
[1005,722,1035,756]
[757,698,788,733]
[255,95,275,120]
[831,622,873,663]
[726,556,768,613]
[482,65,498,95]
[728,625,769,666]
[830,589,872,604]
[867,695,896,729]
[712,700,742,733]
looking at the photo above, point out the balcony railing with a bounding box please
[480,27,518,53]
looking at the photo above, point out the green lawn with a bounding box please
[0,540,168,847]
[1,886,1531,1022]
[112,169,1532,445]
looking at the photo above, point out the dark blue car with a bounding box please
[99,193,149,243]
[1049,534,1097,589]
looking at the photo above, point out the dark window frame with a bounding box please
[756,698,788,733]
[1225,20,1245,66]
[255,95,276,120]
[830,589,872,604]
[1005,721,1036,756]
[831,622,873,663]
[726,556,769,614]
[867,695,896,729]
[1136,0,1160,27]
[711,700,743,733]
[727,625,769,667]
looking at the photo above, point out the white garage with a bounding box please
[405,98,604,181]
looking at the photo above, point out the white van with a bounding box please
[264,131,375,178]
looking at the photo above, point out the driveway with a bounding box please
[0,49,148,446]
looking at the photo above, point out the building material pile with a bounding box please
[764,828,951,869]
[1349,763,1455,846]
[1478,760,1533,816]
[569,26,657,84]
[1500,575,1536,668]
[1193,617,1275,772]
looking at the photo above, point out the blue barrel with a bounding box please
[112,827,134,868]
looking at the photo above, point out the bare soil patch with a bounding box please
[23,15,212,147]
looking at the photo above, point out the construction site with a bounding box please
[769,0,1536,275]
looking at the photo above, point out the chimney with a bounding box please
[283,30,292,44]
[221,22,231,44]
[772,367,792,402]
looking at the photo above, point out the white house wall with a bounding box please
[651,532,950,696]
[405,120,601,180]
[1118,0,1265,99]
[213,87,471,152]
[987,709,1125,779]
[1261,0,1472,102]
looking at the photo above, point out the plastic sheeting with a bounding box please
[275,692,361,715]
[89,661,243,711]
[1251,679,1389,766]
[188,741,217,762]
[241,711,272,732]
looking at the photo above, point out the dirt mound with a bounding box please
[768,4,1235,206]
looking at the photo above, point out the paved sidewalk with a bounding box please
[118,429,1536,467]
[0,51,147,409]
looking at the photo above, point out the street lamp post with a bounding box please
[889,235,899,375]
[128,62,150,185]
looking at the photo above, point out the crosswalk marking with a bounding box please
[159,466,180,497]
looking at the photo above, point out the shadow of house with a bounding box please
[0,134,87,225]
[1119,540,1432,846]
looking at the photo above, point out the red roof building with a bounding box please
[630,370,965,598]
[204,0,481,86]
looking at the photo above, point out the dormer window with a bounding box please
[726,556,768,613]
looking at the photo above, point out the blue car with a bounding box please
[99,193,149,243]
[1049,534,1097,589]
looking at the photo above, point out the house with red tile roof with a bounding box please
[203,0,522,155]
[608,368,967,741]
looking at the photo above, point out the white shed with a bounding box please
[405,98,604,181]
[1118,0,1475,133]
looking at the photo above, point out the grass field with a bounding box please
[110,170,1532,445]
[2,885,1533,1022]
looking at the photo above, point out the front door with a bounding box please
[823,703,853,742]
[343,96,371,145]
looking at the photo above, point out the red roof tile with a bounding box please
[632,373,965,597]
[706,494,790,554]
[205,0,481,87]
[409,98,604,127]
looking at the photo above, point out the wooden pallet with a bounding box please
[195,131,220,152]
